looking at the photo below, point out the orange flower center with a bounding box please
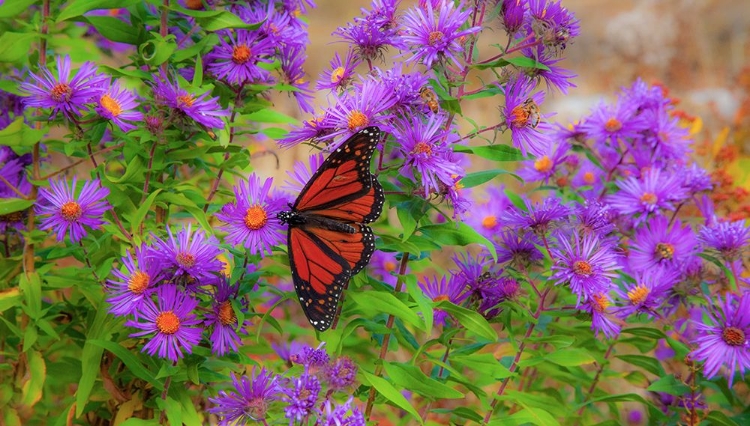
[347,110,368,130]
[155,311,180,335]
[218,300,237,326]
[432,294,450,303]
[331,67,345,83]
[722,326,745,346]
[583,171,595,185]
[244,205,268,230]
[604,118,622,132]
[60,201,82,221]
[534,156,552,172]
[176,252,196,268]
[177,94,195,108]
[428,31,444,45]
[655,242,675,260]
[573,260,593,276]
[185,0,203,10]
[100,94,122,117]
[640,192,657,204]
[482,215,497,229]
[127,271,150,294]
[627,284,649,305]
[412,141,432,156]
[51,83,72,102]
[510,105,530,128]
[591,293,609,313]
[232,44,251,64]
[384,261,397,272]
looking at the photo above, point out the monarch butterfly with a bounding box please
[277,127,385,331]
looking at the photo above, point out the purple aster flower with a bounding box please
[106,245,163,317]
[579,99,647,146]
[501,196,571,235]
[0,156,32,234]
[324,356,358,391]
[395,113,463,196]
[208,368,281,425]
[148,224,224,286]
[152,70,230,129]
[204,278,249,356]
[419,275,468,326]
[35,177,110,243]
[616,269,679,319]
[317,50,361,91]
[370,64,430,114]
[628,216,699,275]
[641,107,691,161]
[272,341,306,364]
[20,55,106,119]
[620,78,671,113]
[290,342,330,368]
[282,153,325,194]
[334,16,395,62]
[124,284,202,361]
[551,232,621,303]
[698,220,749,262]
[528,0,581,54]
[362,0,400,30]
[518,140,570,184]
[571,159,604,194]
[400,0,481,70]
[324,79,396,145]
[607,168,686,225]
[501,75,552,157]
[465,186,510,238]
[216,174,286,257]
[277,114,337,148]
[691,292,750,387]
[580,293,620,339]
[319,397,365,426]
[93,77,142,132]
[573,200,616,238]
[283,370,321,423]
[369,250,401,286]
[495,229,544,266]
[207,29,275,85]
[679,163,713,194]
[279,45,315,113]
[499,0,527,36]
[520,46,577,94]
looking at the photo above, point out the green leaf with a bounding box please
[88,340,161,390]
[348,291,425,331]
[85,16,141,45]
[451,353,512,380]
[453,144,526,162]
[75,304,111,417]
[360,370,423,423]
[0,118,48,147]
[0,198,33,215]
[57,0,141,22]
[158,397,182,426]
[436,407,483,423]
[396,198,428,240]
[194,10,264,32]
[646,375,691,396]
[621,327,666,340]
[139,33,177,66]
[578,393,649,406]
[18,273,41,320]
[0,0,36,18]
[435,301,497,341]
[418,222,498,261]
[471,58,511,71]
[192,55,204,88]
[239,110,299,124]
[0,32,35,63]
[699,253,738,291]
[461,169,520,188]
[405,275,433,333]
[107,155,145,184]
[19,350,45,408]
[616,354,665,377]
[383,362,464,399]
[544,348,596,367]
[128,189,162,234]
[488,407,560,426]
[0,288,22,314]
[159,193,211,231]
[504,56,551,70]
[704,411,741,426]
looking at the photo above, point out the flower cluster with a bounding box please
[208,344,364,425]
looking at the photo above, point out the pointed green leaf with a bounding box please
[453,144,525,162]
[616,354,665,377]
[383,362,464,399]
[544,348,596,367]
[435,301,497,341]
[360,370,422,423]
[418,222,497,261]
[348,291,424,331]
[646,374,691,396]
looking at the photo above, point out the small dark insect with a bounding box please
[419,86,440,113]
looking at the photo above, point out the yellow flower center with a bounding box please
[627,284,649,305]
[604,118,622,132]
[534,156,553,172]
[232,44,251,64]
[100,94,122,117]
[583,171,595,185]
[412,141,432,156]
[655,242,675,260]
[573,260,593,276]
[640,192,657,204]
[60,201,82,221]
[428,31,445,45]
[155,311,180,335]
[51,83,72,102]
[722,326,745,346]
[482,215,497,229]
[591,293,609,313]
[347,110,369,130]
[244,205,268,230]
[331,66,345,83]
[218,300,237,326]
[176,252,196,268]
[127,271,150,294]
[177,94,195,108]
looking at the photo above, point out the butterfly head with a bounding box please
[277,209,304,225]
